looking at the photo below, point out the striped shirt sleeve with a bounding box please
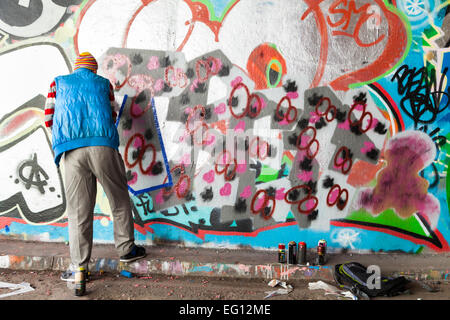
[44,80,56,129]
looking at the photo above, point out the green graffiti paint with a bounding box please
[415,246,424,254]
[191,0,239,22]
[345,209,429,239]
[266,58,283,88]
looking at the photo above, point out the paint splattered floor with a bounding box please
[0,269,448,301]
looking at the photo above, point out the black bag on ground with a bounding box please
[333,262,410,299]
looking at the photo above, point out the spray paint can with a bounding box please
[278,244,286,263]
[74,267,86,296]
[288,241,297,264]
[316,239,327,265]
[298,242,307,265]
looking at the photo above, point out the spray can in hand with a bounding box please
[74,267,86,296]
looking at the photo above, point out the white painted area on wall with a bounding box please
[0,44,70,118]
[76,0,140,59]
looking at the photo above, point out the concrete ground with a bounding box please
[0,239,449,281]
[0,268,448,301]
[0,238,449,304]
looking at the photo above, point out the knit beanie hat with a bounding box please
[74,52,98,72]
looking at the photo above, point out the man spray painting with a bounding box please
[44,52,146,284]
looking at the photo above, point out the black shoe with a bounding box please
[120,245,146,263]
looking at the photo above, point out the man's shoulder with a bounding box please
[54,73,73,82]
[94,73,112,84]
[57,71,109,84]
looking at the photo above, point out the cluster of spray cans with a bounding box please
[278,240,327,265]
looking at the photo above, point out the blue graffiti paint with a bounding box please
[189,265,214,273]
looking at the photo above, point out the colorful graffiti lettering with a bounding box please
[0,0,449,254]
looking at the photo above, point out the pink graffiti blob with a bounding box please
[286,91,299,100]
[214,103,226,114]
[234,120,245,132]
[275,188,285,200]
[203,170,215,183]
[128,171,138,185]
[133,137,143,149]
[204,133,215,146]
[154,78,165,92]
[304,199,317,212]
[190,78,200,92]
[231,76,243,88]
[256,96,267,110]
[297,170,313,182]
[278,118,290,126]
[155,190,165,205]
[236,163,247,173]
[328,187,340,203]
[177,179,189,196]
[147,56,160,70]
[360,141,375,154]
[254,197,266,211]
[309,111,321,124]
[240,185,252,199]
[298,134,311,148]
[220,183,232,196]
[357,131,440,228]
[338,119,351,130]
[180,153,191,166]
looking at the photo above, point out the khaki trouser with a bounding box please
[64,146,135,269]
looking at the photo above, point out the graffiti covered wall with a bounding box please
[0,0,449,253]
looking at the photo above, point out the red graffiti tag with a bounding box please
[251,189,276,220]
[296,126,320,160]
[162,165,191,198]
[315,97,337,122]
[284,184,319,215]
[334,146,353,175]
[124,133,156,175]
[214,150,237,181]
[327,0,385,47]
[275,95,298,123]
[228,81,263,119]
[301,0,408,90]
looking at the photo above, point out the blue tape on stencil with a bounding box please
[115,95,127,128]
[116,95,173,195]
[150,97,173,188]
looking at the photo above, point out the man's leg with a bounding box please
[64,148,97,271]
[86,146,137,258]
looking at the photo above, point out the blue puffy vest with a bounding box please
[52,68,119,166]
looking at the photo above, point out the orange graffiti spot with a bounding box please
[347,159,384,187]
[247,43,287,90]
[9,255,25,265]
[210,120,228,135]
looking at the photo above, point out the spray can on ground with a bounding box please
[316,239,327,265]
[288,241,297,264]
[278,244,286,263]
[74,267,86,296]
[298,242,307,265]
